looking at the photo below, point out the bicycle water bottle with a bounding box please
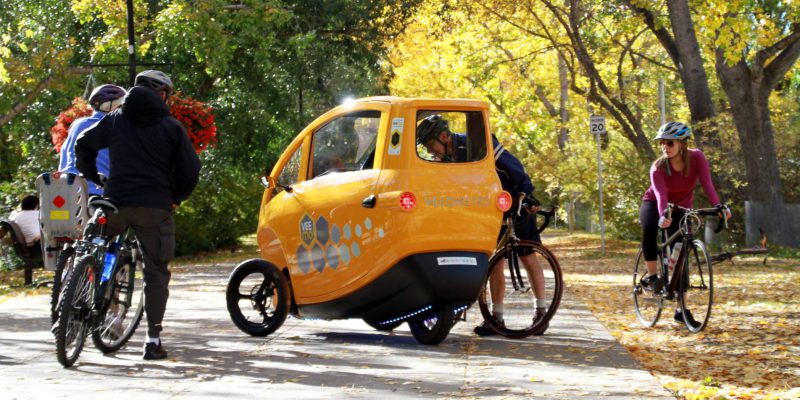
[667,241,683,274]
[101,247,117,283]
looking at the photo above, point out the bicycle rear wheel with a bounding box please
[632,248,663,327]
[478,240,563,338]
[678,239,713,333]
[51,246,75,325]
[55,254,94,367]
[92,250,145,354]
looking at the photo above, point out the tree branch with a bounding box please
[761,29,800,91]
[0,67,91,127]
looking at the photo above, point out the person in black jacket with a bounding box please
[416,115,549,336]
[76,70,201,360]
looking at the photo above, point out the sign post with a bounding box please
[589,115,606,255]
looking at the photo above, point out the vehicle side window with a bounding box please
[276,147,302,193]
[416,110,488,163]
[310,110,381,179]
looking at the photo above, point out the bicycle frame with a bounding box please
[656,206,715,300]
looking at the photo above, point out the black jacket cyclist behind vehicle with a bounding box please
[416,114,549,336]
[76,70,201,360]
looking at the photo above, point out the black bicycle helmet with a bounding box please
[134,70,173,96]
[654,121,692,141]
[416,114,449,145]
[88,84,126,110]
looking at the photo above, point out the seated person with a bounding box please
[8,195,41,255]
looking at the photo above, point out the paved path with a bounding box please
[0,263,674,399]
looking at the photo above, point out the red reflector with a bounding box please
[98,216,107,225]
[52,195,66,208]
[400,192,416,211]
[497,192,512,212]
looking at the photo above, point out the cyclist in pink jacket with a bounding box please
[639,122,731,327]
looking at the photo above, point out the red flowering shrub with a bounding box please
[50,93,217,154]
[168,93,217,154]
[50,97,92,153]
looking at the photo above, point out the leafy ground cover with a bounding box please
[550,232,799,400]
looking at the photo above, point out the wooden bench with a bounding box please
[0,218,42,285]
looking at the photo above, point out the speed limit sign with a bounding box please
[589,115,606,135]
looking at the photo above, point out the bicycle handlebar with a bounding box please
[512,193,556,234]
[665,203,728,233]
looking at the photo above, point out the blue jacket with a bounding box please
[453,134,534,196]
[58,111,109,195]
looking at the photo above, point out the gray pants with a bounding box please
[106,207,174,338]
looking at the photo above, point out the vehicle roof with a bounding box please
[344,96,489,110]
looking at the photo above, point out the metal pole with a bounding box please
[126,0,136,86]
[659,78,665,125]
[596,132,605,255]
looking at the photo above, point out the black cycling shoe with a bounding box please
[531,311,549,336]
[674,309,700,329]
[474,320,502,337]
[143,342,169,360]
[640,274,663,292]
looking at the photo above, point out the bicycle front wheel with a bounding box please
[678,239,713,333]
[632,248,663,327]
[55,254,95,367]
[478,240,563,338]
[92,251,145,354]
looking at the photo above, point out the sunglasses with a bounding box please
[659,140,675,147]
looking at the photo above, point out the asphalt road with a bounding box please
[0,263,674,399]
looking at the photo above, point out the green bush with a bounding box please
[173,151,263,256]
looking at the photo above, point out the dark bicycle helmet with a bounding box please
[416,114,449,145]
[88,84,126,111]
[654,121,692,141]
[134,70,173,96]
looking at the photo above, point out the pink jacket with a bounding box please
[642,149,721,217]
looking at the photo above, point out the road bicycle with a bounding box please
[631,203,766,333]
[54,197,144,367]
[477,195,563,338]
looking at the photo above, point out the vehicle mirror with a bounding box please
[261,175,292,193]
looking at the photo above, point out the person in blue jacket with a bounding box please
[59,84,127,194]
[416,115,549,336]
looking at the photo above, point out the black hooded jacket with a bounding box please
[76,86,201,211]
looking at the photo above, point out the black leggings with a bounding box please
[639,201,684,261]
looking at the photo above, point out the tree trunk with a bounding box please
[558,54,569,151]
[665,0,718,146]
[716,57,799,247]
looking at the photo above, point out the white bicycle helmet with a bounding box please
[654,121,691,141]
[134,70,173,97]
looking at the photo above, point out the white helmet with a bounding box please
[654,122,691,141]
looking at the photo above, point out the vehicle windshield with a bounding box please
[311,110,381,178]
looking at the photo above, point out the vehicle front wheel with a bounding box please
[226,260,290,337]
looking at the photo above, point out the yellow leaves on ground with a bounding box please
[549,233,800,400]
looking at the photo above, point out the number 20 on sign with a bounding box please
[590,115,606,135]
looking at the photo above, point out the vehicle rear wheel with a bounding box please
[632,248,663,327]
[227,260,290,337]
[407,304,455,345]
